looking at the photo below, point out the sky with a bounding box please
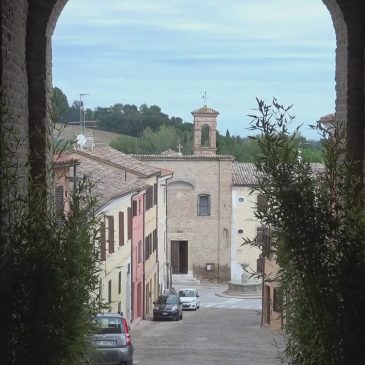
[52,0,336,140]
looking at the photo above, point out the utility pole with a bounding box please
[79,93,90,134]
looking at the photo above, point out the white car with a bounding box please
[178,288,200,311]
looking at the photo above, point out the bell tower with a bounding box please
[192,105,219,156]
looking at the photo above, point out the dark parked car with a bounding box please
[89,313,133,365]
[153,294,183,321]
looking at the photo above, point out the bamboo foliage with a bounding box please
[246,98,365,365]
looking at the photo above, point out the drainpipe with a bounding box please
[159,174,173,289]
[217,159,221,283]
[156,176,159,297]
[142,192,145,320]
[129,191,139,322]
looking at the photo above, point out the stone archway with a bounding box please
[323,0,365,179]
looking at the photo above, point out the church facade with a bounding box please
[135,106,234,282]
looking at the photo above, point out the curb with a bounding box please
[215,291,262,300]
[129,317,143,330]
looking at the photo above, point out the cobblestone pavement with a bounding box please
[130,284,284,365]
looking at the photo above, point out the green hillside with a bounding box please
[55,124,129,146]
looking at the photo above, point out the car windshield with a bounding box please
[156,296,178,304]
[94,317,124,334]
[178,290,195,297]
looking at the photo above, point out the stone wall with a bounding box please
[139,157,233,283]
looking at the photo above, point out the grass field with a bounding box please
[54,124,123,146]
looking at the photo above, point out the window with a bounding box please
[118,271,121,294]
[138,240,143,264]
[132,200,138,216]
[108,280,112,304]
[201,125,210,146]
[273,287,283,313]
[119,211,124,246]
[198,194,210,216]
[238,197,245,203]
[55,185,64,213]
[238,229,243,234]
[100,221,106,261]
[149,233,152,255]
[153,229,157,252]
[127,207,132,240]
[257,194,268,212]
[145,237,150,261]
[146,186,153,210]
[107,216,114,254]
[153,183,157,205]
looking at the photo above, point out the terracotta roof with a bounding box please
[133,154,234,161]
[74,154,148,210]
[233,162,325,186]
[191,106,219,115]
[53,154,79,167]
[232,163,258,185]
[69,145,161,177]
[160,168,174,177]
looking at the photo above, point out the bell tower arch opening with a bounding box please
[192,106,219,156]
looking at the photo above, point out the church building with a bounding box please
[135,105,234,282]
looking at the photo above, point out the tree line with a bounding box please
[53,87,323,162]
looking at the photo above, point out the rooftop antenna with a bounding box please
[202,91,209,107]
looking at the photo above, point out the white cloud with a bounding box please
[53,0,336,139]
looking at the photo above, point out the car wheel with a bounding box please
[180,312,183,320]
[124,360,133,365]
[176,313,180,321]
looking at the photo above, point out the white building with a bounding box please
[231,163,261,282]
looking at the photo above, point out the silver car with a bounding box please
[89,313,134,365]
[178,288,200,311]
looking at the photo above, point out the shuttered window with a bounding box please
[119,211,124,246]
[153,183,158,205]
[146,186,154,210]
[55,185,64,216]
[127,207,132,240]
[138,240,143,264]
[145,236,150,261]
[108,280,112,304]
[107,216,114,254]
[257,194,268,212]
[149,233,152,255]
[153,229,157,252]
[100,221,106,261]
[132,200,138,216]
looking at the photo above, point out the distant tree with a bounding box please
[225,129,231,138]
[142,125,179,154]
[52,87,69,123]
[69,100,82,123]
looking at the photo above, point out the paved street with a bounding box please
[131,284,283,365]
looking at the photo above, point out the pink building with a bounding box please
[131,191,145,321]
